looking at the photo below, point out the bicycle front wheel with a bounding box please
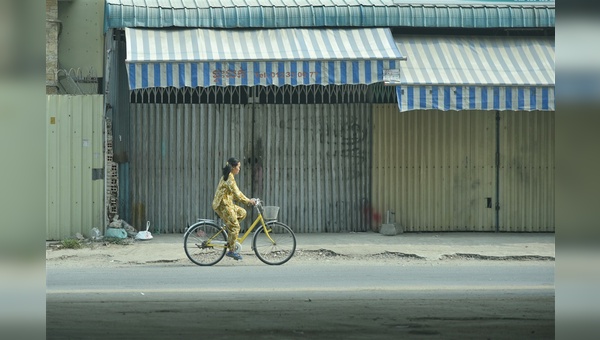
[184,222,227,266]
[252,222,296,265]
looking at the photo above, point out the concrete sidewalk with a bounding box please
[152,231,555,260]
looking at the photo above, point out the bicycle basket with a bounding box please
[262,206,280,220]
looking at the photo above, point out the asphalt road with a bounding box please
[47,262,554,339]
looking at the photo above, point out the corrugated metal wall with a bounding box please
[105,0,555,30]
[499,111,554,231]
[372,106,496,231]
[46,95,105,240]
[253,104,372,233]
[129,103,253,233]
[372,105,554,232]
[128,101,371,233]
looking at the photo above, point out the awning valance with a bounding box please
[387,35,555,111]
[125,27,404,89]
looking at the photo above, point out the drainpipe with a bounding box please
[495,111,501,232]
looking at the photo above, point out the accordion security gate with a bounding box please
[128,85,373,233]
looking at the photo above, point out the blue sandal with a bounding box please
[226,251,243,261]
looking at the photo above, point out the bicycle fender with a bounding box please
[195,218,219,224]
[251,225,263,242]
[184,219,224,236]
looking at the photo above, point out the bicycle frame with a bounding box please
[205,204,276,248]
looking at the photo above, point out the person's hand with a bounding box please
[250,198,257,206]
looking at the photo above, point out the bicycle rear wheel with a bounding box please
[252,222,296,265]
[184,222,227,266]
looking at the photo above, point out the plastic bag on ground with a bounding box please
[135,221,153,240]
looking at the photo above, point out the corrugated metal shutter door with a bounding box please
[372,106,554,232]
[372,105,496,231]
[252,104,372,233]
[129,101,372,233]
[499,111,555,232]
[129,103,253,233]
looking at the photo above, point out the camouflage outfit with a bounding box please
[212,173,252,251]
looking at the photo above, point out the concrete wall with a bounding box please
[57,0,104,81]
[46,0,59,93]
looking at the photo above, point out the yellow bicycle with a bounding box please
[183,199,296,266]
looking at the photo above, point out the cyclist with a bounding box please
[212,157,256,260]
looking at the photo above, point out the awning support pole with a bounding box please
[495,111,501,232]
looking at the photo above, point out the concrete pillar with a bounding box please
[46,0,59,94]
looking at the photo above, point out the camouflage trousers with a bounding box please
[214,203,247,251]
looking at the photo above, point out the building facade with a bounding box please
[46,0,555,239]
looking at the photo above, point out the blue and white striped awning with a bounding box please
[386,36,555,111]
[125,27,404,89]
